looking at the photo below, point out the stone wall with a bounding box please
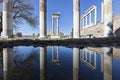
[80,14,120,38]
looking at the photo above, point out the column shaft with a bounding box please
[85,16,88,27]
[57,18,59,35]
[2,0,13,38]
[52,17,54,35]
[101,2,104,22]
[40,0,47,38]
[104,0,113,37]
[73,0,80,38]
[94,8,97,25]
[80,19,83,30]
[83,17,84,28]
[89,12,92,25]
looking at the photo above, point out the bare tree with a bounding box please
[0,0,38,33]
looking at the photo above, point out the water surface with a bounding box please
[0,46,120,80]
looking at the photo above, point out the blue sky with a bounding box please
[15,0,120,35]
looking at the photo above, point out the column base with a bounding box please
[51,35,61,39]
[39,36,47,39]
[1,35,14,38]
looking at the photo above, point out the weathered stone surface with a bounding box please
[104,0,113,37]
[81,14,120,38]
[40,0,47,38]
[73,0,80,38]
[2,0,13,38]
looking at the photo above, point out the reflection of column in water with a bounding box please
[103,47,113,80]
[85,51,88,61]
[40,47,47,80]
[81,49,96,69]
[52,46,60,65]
[73,48,80,80]
[3,48,14,80]
[101,54,104,72]
[94,52,96,68]
[89,52,91,63]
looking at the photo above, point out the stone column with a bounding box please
[85,16,88,27]
[40,47,47,80]
[80,19,83,30]
[83,17,84,28]
[89,12,92,25]
[94,7,97,25]
[40,0,47,38]
[57,18,59,36]
[3,48,14,80]
[101,2,104,22]
[104,0,113,37]
[52,16,54,35]
[80,19,82,29]
[73,48,80,80]
[103,47,112,80]
[73,0,80,38]
[2,0,13,38]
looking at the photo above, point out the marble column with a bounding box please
[80,19,82,29]
[103,47,112,80]
[73,48,80,80]
[104,0,113,37]
[89,12,92,25]
[52,17,54,35]
[81,18,84,29]
[40,47,47,80]
[57,18,59,35]
[73,0,80,38]
[83,18,85,28]
[85,16,88,27]
[94,8,97,25]
[40,0,47,38]
[101,2,104,22]
[2,0,13,38]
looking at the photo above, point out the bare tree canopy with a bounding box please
[13,0,38,27]
[0,0,38,32]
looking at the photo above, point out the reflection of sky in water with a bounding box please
[47,47,73,80]
[14,46,39,62]
[0,46,120,80]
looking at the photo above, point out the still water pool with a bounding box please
[0,46,120,80]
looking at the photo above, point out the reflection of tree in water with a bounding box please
[14,50,39,80]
